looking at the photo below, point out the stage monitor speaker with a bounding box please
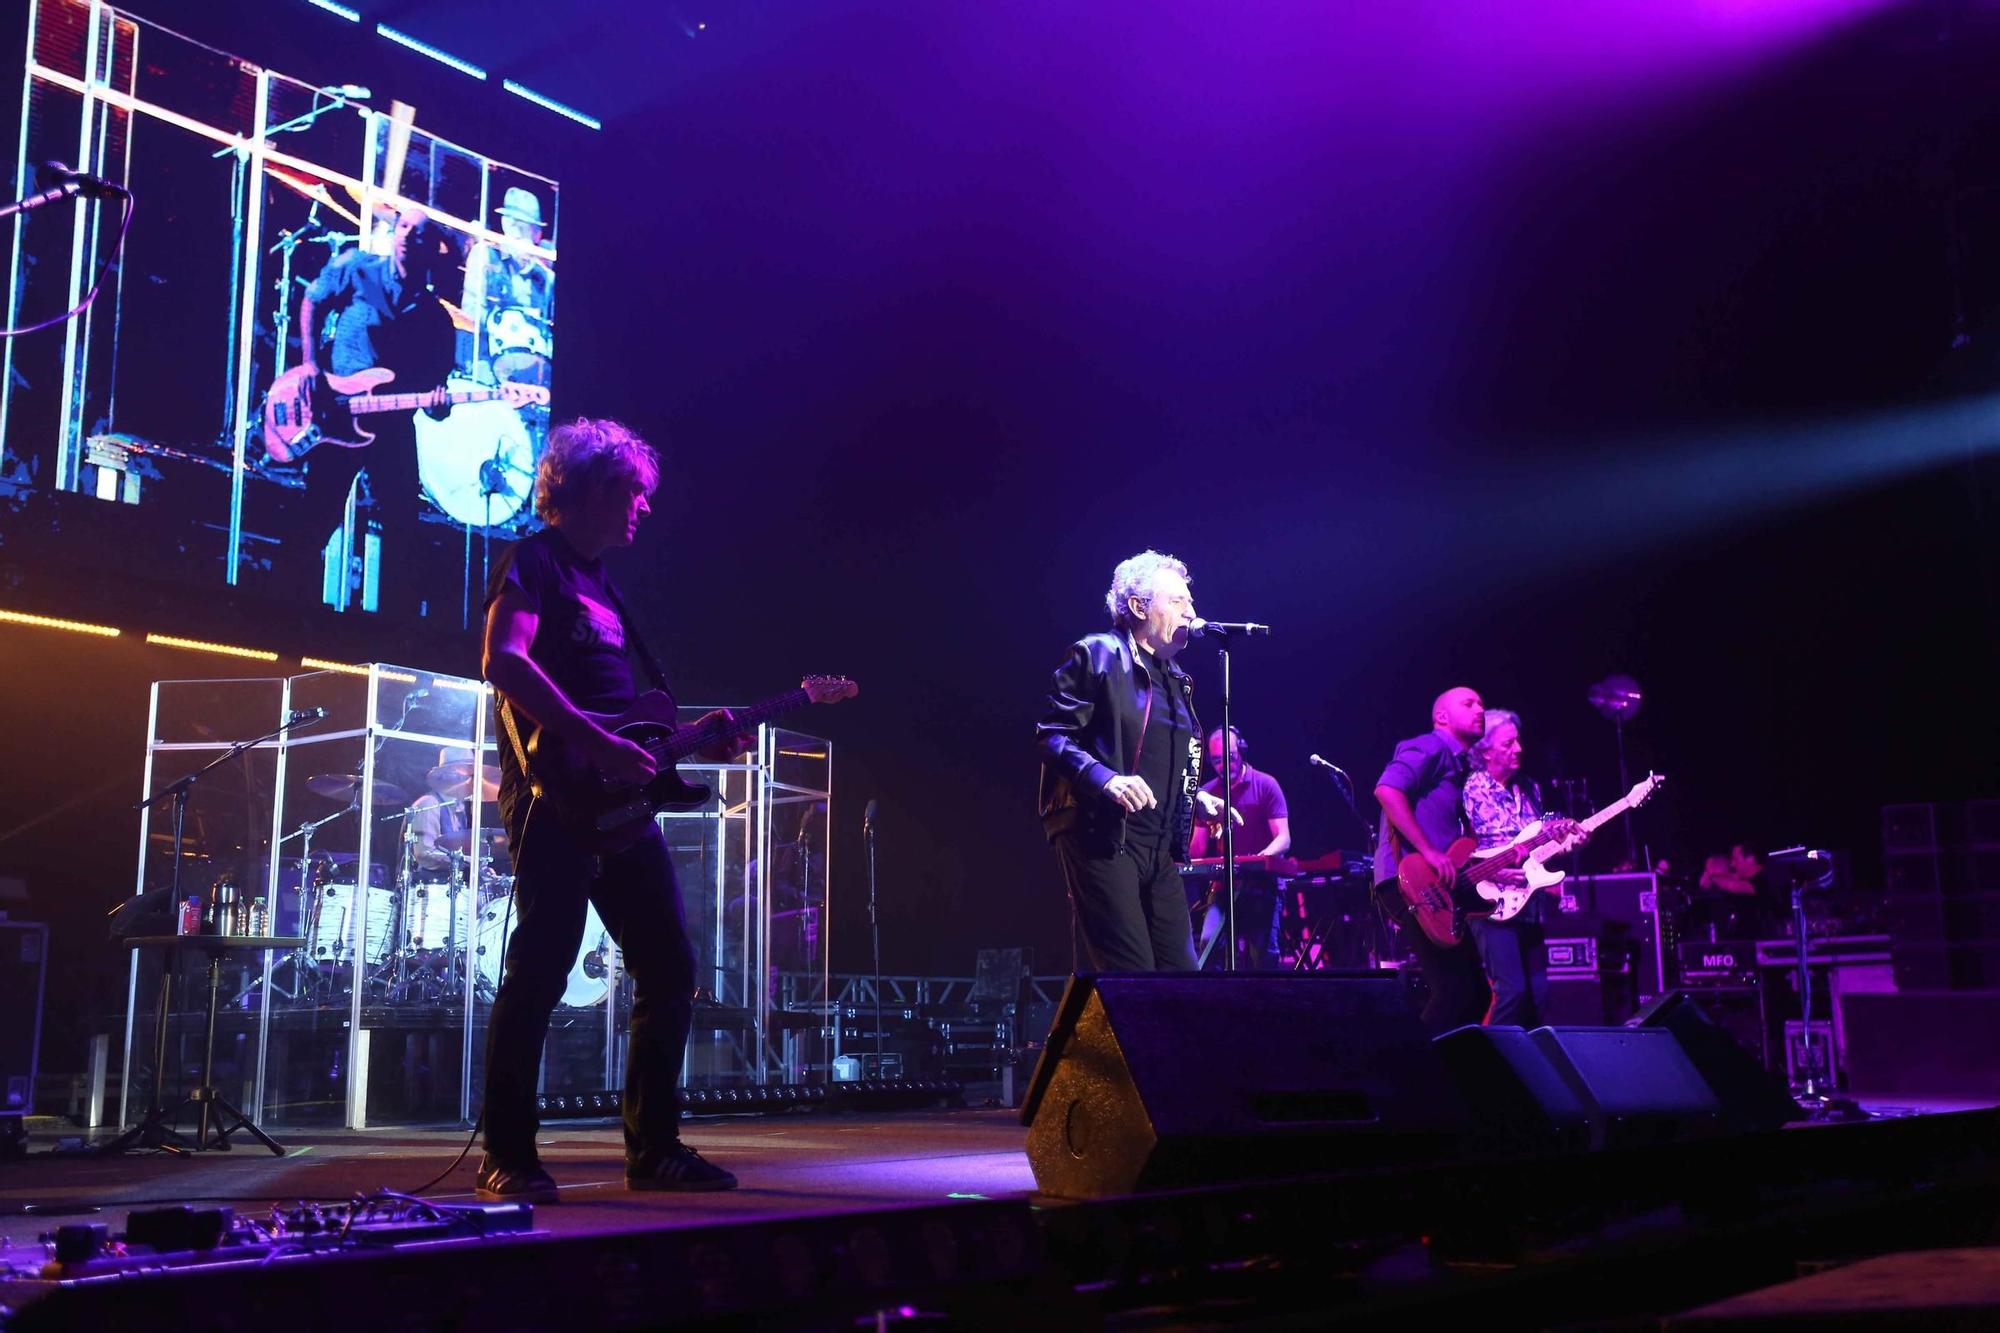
[1019,973,1465,1199]
[1529,1026,1722,1149]
[1629,990,1801,1134]
[1431,1024,1594,1156]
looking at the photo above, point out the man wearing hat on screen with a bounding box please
[465,186,555,388]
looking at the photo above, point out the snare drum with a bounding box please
[473,895,615,1007]
[310,883,396,964]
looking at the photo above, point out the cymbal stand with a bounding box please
[275,801,353,1000]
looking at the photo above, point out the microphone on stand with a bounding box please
[1307,753,1347,776]
[1190,618,1271,639]
[37,161,129,200]
[286,706,328,726]
[321,84,372,100]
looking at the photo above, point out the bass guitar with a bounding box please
[1472,773,1666,924]
[524,675,859,853]
[262,364,550,463]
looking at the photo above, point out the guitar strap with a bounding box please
[496,694,541,799]
[604,582,672,695]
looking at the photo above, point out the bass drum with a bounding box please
[473,892,617,1008]
[415,375,536,529]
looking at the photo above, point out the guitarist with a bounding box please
[475,418,741,1203]
[1463,709,1585,1027]
[1372,687,1492,1033]
[290,207,458,615]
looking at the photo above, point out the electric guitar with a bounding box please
[523,676,859,853]
[1393,772,1664,947]
[262,364,550,463]
[1473,773,1666,924]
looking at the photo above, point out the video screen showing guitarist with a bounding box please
[1372,686,1492,1033]
[292,207,458,615]
[476,418,744,1203]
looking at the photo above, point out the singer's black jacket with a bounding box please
[1035,630,1200,858]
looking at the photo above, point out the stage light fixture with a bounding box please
[501,80,602,131]
[145,633,279,662]
[306,0,360,20]
[0,608,120,637]
[376,24,488,80]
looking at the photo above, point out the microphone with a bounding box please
[37,161,128,200]
[322,84,372,99]
[1190,618,1271,638]
[863,798,879,832]
[287,706,328,725]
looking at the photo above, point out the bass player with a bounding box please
[476,417,744,1202]
[1372,686,1491,1032]
[290,206,457,615]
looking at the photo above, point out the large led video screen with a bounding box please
[2,0,559,625]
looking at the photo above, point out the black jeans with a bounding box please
[292,410,428,617]
[482,800,695,1167]
[1378,885,1492,1033]
[1054,829,1198,972]
[1470,912,1549,1029]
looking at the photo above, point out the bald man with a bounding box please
[1372,686,1492,1032]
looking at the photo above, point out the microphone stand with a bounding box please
[1203,626,1240,971]
[864,808,883,1066]
[110,710,322,1155]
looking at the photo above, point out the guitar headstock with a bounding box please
[499,382,552,408]
[802,675,859,704]
[1628,771,1665,808]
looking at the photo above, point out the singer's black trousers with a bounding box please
[1054,828,1198,972]
[482,801,695,1168]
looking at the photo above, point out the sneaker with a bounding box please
[475,1153,560,1204]
[626,1141,738,1192]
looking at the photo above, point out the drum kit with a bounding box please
[275,761,619,1009]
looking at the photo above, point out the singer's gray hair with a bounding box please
[1471,708,1521,759]
[1106,549,1189,629]
[535,417,659,523]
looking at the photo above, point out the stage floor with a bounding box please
[0,1110,1039,1248]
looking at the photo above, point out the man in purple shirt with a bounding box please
[1189,727,1291,967]
[1373,687,1492,1032]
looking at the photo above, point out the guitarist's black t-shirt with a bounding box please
[486,528,640,826]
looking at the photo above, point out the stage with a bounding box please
[0,1111,1037,1246]
[5,1099,2000,1328]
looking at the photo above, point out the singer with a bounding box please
[1036,550,1233,971]
[475,418,744,1203]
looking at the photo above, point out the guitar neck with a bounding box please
[345,387,512,415]
[1578,794,1639,836]
[650,689,811,763]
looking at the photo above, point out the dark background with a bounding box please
[2,1,1998,1073]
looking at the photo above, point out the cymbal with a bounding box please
[305,773,409,806]
[1587,673,1644,723]
[264,166,363,228]
[428,760,501,803]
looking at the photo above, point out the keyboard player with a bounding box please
[1187,726,1292,968]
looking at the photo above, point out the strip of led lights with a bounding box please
[144,633,281,662]
[376,24,489,81]
[0,608,121,637]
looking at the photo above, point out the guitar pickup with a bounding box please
[596,800,649,831]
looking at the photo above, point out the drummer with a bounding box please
[409,745,502,876]
[463,186,553,388]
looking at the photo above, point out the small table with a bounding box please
[99,935,306,1157]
